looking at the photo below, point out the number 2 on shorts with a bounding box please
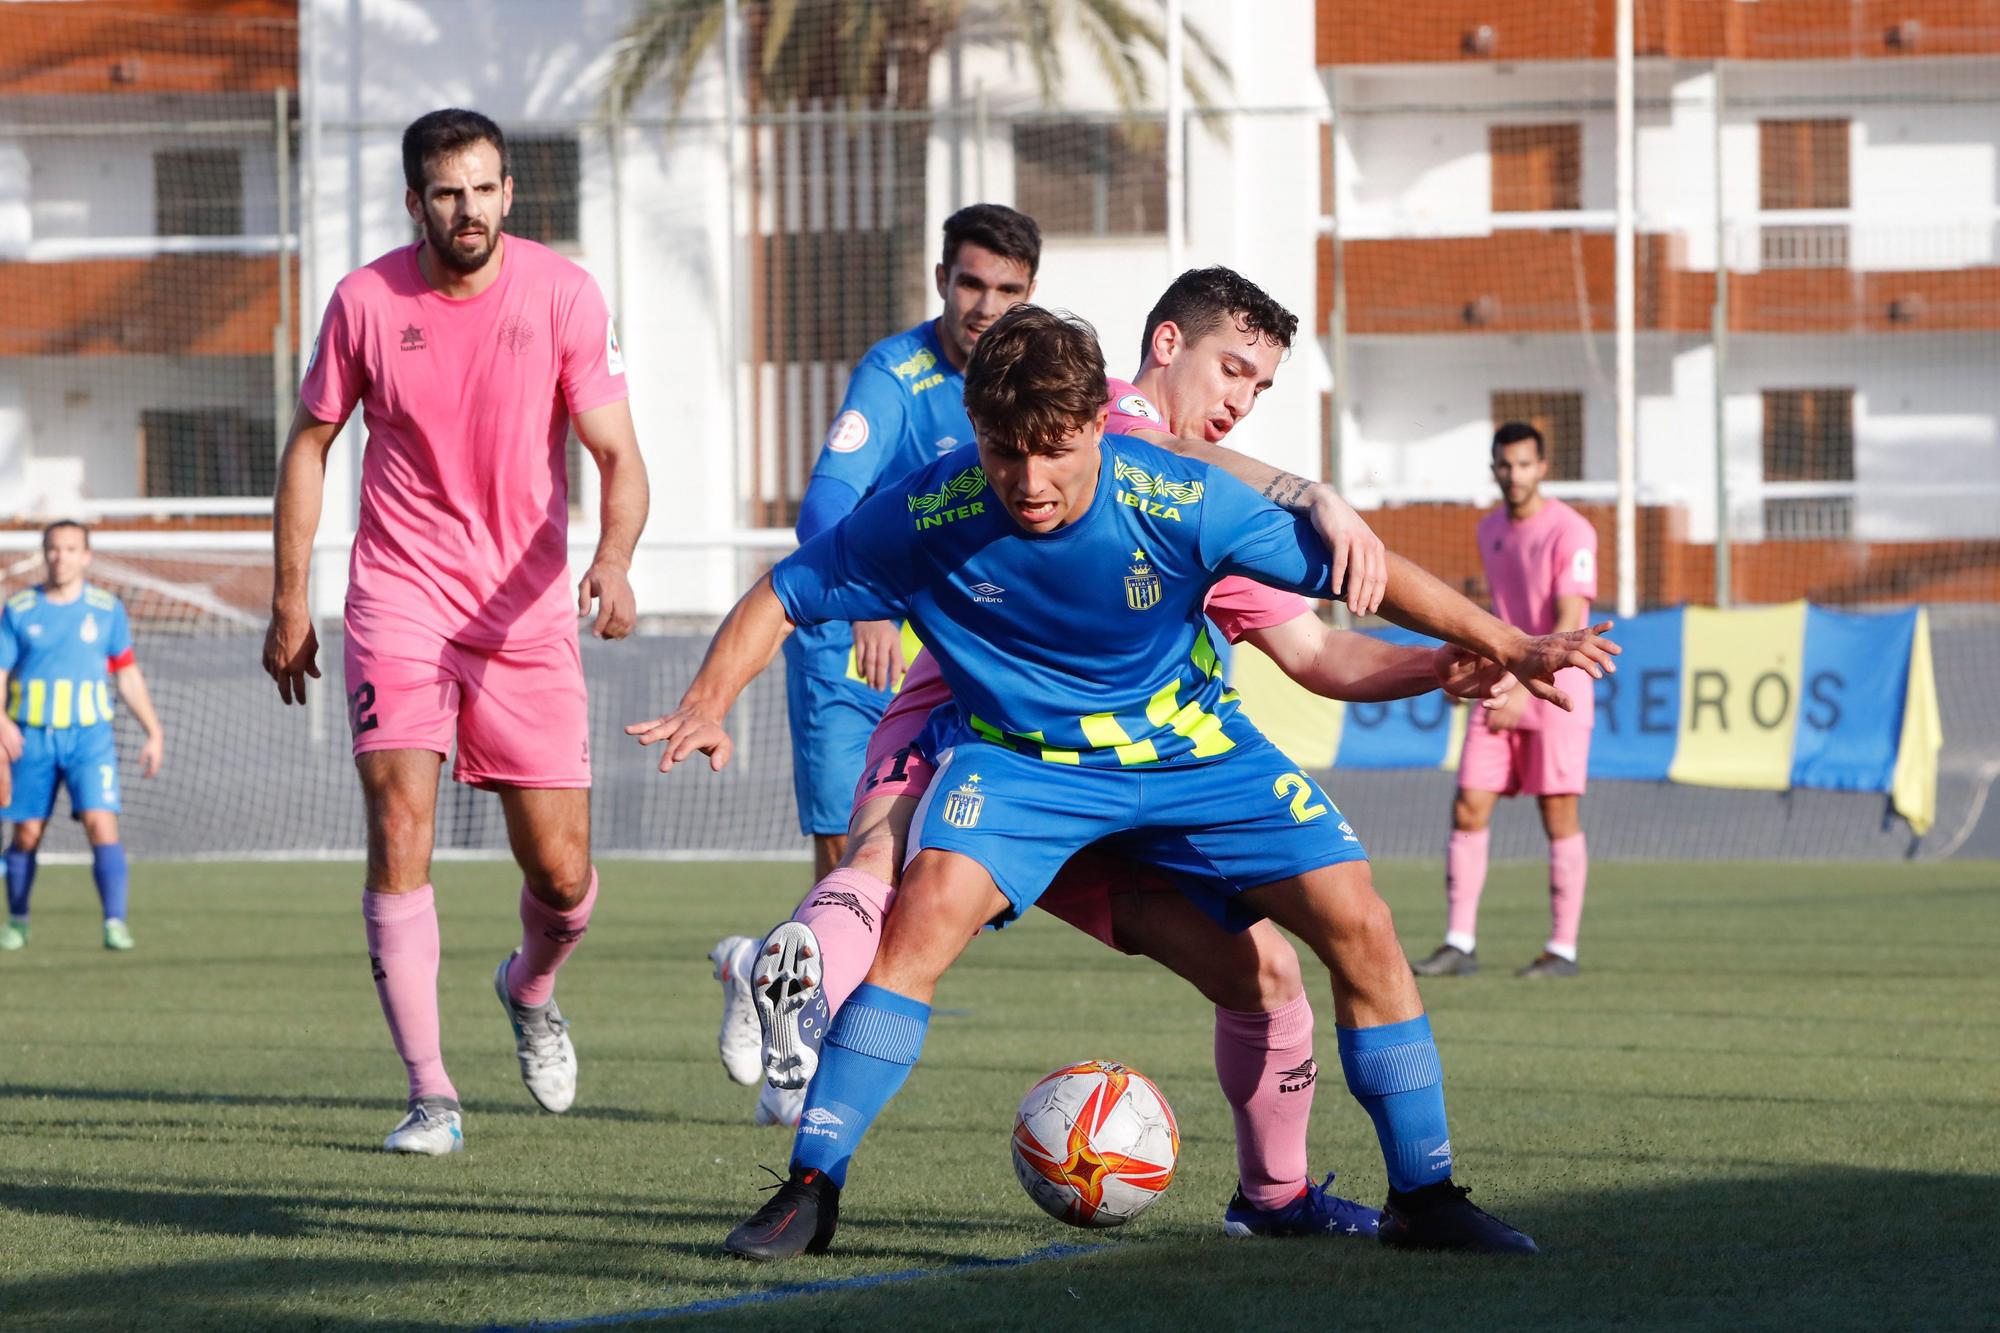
[1272,771,1328,824]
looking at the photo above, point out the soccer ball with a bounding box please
[1010,1059,1180,1228]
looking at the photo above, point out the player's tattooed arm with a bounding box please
[1131,427,1387,616]
[1258,469,1316,512]
[626,574,794,773]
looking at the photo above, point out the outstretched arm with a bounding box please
[1243,613,1517,706]
[625,574,794,773]
[1133,426,1387,618]
[1375,554,1617,709]
[261,404,344,705]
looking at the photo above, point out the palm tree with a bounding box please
[605,0,1226,322]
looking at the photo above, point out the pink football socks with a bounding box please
[509,868,599,1008]
[1547,833,1587,961]
[1444,827,1491,953]
[792,867,896,1013]
[1213,992,1316,1209]
[361,884,458,1104]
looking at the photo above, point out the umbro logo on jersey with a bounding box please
[1277,1057,1317,1094]
[400,324,426,351]
[969,581,1005,603]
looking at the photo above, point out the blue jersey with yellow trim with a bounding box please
[0,584,132,729]
[770,435,1338,769]
[791,318,972,680]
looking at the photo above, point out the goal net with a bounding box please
[0,532,1990,864]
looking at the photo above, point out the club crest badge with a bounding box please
[941,773,985,829]
[79,614,98,643]
[1124,548,1162,611]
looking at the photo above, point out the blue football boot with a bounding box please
[1224,1172,1384,1238]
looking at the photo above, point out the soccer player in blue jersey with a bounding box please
[633,306,1617,1259]
[780,204,1040,884]
[0,522,165,952]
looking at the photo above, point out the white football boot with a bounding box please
[754,1081,807,1128]
[494,952,577,1113]
[754,920,830,1091]
[383,1098,465,1155]
[709,935,764,1086]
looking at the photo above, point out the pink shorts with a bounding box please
[1037,849,1180,955]
[848,654,952,808]
[343,608,590,790]
[1457,718,1589,798]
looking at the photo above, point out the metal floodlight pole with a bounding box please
[1712,62,1732,608]
[274,85,292,458]
[1165,0,1186,275]
[1614,0,1638,618]
[722,0,748,524]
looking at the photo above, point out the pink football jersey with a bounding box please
[301,238,628,649]
[1476,497,1598,729]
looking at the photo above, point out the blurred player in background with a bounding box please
[775,203,1040,886]
[0,521,164,953]
[1413,421,1599,980]
[261,108,648,1154]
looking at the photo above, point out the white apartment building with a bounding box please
[1324,12,2000,556]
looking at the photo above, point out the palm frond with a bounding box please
[604,0,1229,119]
[605,0,726,115]
[761,0,801,81]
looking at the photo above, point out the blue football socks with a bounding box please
[790,983,931,1187]
[5,846,35,919]
[1338,1014,1454,1194]
[91,843,129,922]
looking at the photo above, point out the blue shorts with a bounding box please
[785,668,892,837]
[910,731,1367,932]
[6,724,120,821]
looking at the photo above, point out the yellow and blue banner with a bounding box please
[1233,603,1942,834]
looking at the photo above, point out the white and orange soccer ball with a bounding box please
[1010,1059,1180,1228]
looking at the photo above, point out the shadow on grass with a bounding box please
[0,1081,709,1127]
[0,1257,466,1332]
[0,1178,734,1240]
[5,1169,1994,1329]
[604,1165,2000,1331]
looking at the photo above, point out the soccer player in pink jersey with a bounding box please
[705,269,1522,1237]
[261,109,649,1154]
[1413,421,1599,981]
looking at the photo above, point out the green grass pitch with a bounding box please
[2,857,1996,1331]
